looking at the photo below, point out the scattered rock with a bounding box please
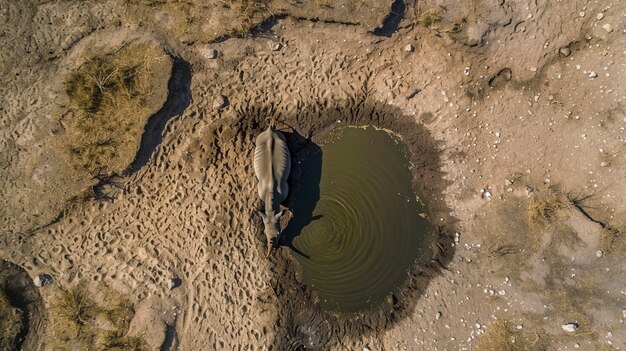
[404,44,414,52]
[481,189,492,200]
[588,71,598,78]
[530,67,538,72]
[213,95,228,109]
[205,49,218,59]
[559,47,571,57]
[579,11,585,17]
[602,24,613,33]
[562,323,579,332]
[169,277,182,290]
[33,273,52,287]
[596,13,604,20]
[268,41,282,51]
[596,250,603,257]
[464,67,471,76]
[363,346,371,351]
[436,311,442,320]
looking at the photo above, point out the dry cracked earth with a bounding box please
[0,0,625,350]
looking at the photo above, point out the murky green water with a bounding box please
[289,126,434,313]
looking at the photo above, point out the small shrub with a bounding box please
[48,284,146,351]
[527,191,570,228]
[418,9,441,29]
[49,285,99,340]
[97,330,146,351]
[600,226,626,254]
[475,319,545,351]
[62,43,170,176]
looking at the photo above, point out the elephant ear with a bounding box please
[274,210,283,220]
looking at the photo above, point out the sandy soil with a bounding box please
[1,0,625,350]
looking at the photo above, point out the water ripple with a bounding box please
[292,127,434,313]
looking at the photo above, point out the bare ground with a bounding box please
[1,0,625,350]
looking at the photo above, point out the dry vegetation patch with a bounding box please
[48,284,145,351]
[475,319,545,351]
[119,0,272,41]
[527,191,571,229]
[0,288,23,350]
[62,43,171,176]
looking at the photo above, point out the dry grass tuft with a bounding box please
[527,191,570,228]
[226,0,271,33]
[48,284,145,351]
[96,330,147,351]
[475,320,545,351]
[49,285,100,340]
[418,9,442,29]
[600,225,626,254]
[62,43,170,176]
[0,289,23,350]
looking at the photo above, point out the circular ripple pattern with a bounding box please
[292,126,434,313]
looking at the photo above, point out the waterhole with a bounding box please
[288,126,435,313]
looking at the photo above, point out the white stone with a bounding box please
[213,95,227,109]
[33,273,52,287]
[596,250,603,257]
[204,49,218,59]
[405,44,415,52]
[268,41,282,51]
[588,71,598,78]
[436,312,442,320]
[562,323,579,332]
[602,24,614,33]
[596,13,604,20]
[481,189,492,200]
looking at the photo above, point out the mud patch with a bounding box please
[231,98,456,348]
[0,260,45,351]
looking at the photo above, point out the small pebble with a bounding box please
[34,273,52,287]
[559,47,571,57]
[405,44,415,52]
[269,41,282,51]
[596,13,604,20]
[602,24,613,33]
[204,49,218,59]
[481,189,492,200]
[596,250,603,257]
[579,11,585,17]
[436,312,442,320]
[562,323,579,332]
[464,67,471,76]
[588,71,598,78]
[213,95,228,109]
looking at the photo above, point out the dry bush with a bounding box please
[62,43,170,176]
[475,320,544,351]
[96,330,146,351]
[418,9,441,29]
[226,0,271,33]
[119,0,271,41]
[49,285,100,341]
[0,289,23,350]
[600,225,626,254]
[48,284,145,351]
[527,191,570,228]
